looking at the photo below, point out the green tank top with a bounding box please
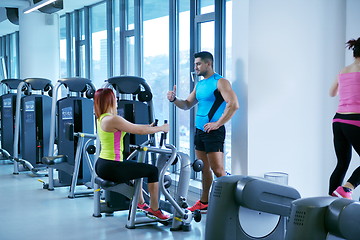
[97,113,127,161]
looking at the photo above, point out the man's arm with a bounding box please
[167,85,198,110]
[203,78,239,132]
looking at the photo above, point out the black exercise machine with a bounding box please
[93,76,202,231]
[41,77,96,196]
[0,79,24,159]
[12,78,53,175]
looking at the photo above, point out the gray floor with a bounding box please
[0,161,206,240]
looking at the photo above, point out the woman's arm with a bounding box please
[101,115,169,135]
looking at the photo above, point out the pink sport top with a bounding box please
[337,72,360,113]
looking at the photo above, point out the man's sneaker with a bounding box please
[146,208,170,221]
[137,202,150,212]
[188,200,208,213]
[332,186,352,199]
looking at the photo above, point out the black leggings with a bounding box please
[329,113,360,195]
[95,158,159,183]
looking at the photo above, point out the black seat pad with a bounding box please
[95,176,129,188]
[42,155,67,165]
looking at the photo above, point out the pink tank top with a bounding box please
[337,72,360,113]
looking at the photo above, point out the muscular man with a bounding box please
[167,51,239,212]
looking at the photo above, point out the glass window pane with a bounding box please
[91,2,108,88]
[199,21,214,57]
[79,10,86,77]
[9,33,18,78]
[79,45,86,77]
[125,36,135,75]
[224,0,232,174]
[126,0,134,31]
[59,16,67,78]
[70,13,76,77]
[143,0,169,125]
[178,1,191,156]
[79,9,85,41]
[200,0,214,14]
[113,0,121,76]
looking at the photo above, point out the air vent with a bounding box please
[213,185,222,198]
[293,210,306,226]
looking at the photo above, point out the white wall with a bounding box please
[232,0,360,198]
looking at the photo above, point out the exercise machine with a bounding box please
[285,196,360,240]
[93,135,201,230]
[94,76,155,211]
[0,79,23,159]
[41,122,97,198]
[205,175,301,240]
[93,76,201,231]
[41,77,96,194]
[12,78,53,175]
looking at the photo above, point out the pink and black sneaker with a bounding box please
[332,186,352,199]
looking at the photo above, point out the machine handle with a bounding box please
[149,119,158,145]
[159,120,168,147]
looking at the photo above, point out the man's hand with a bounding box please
[203,122,221,133]
[167,85,177,102]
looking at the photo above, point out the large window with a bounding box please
[224,0,232,174]
[59,15,67,78]
[58,0,232,178]
[9,33,19,78]
[177,1,191,156]
[91,2,108,87]
[143,0,170,125]
[113,0,121,76]
[0,33,19,79]
[79,9,87,78]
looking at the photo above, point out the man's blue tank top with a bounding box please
[195,73,226,131]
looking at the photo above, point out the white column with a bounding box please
[18,11,59,81]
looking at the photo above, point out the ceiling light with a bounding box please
[23,0,57,14]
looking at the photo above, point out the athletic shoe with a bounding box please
[137,202,150,212]
[146,208,170,220]
[332,186,353,199]
[188,200,208,213]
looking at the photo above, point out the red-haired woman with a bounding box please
[94,88,170,220]
[329,37,360,200]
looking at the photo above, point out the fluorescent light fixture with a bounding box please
[23,0,57,14]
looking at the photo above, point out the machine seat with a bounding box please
[95,176,131,188]
[42,155,68,165]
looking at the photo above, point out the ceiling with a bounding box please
[0,0,102,37]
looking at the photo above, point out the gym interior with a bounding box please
[1,1,360,240]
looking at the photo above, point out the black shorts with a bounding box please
[95,158,159,183]
[194,126,225,153]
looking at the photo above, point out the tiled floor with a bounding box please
[0,161,206,240]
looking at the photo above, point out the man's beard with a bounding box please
[196,70,206,77]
